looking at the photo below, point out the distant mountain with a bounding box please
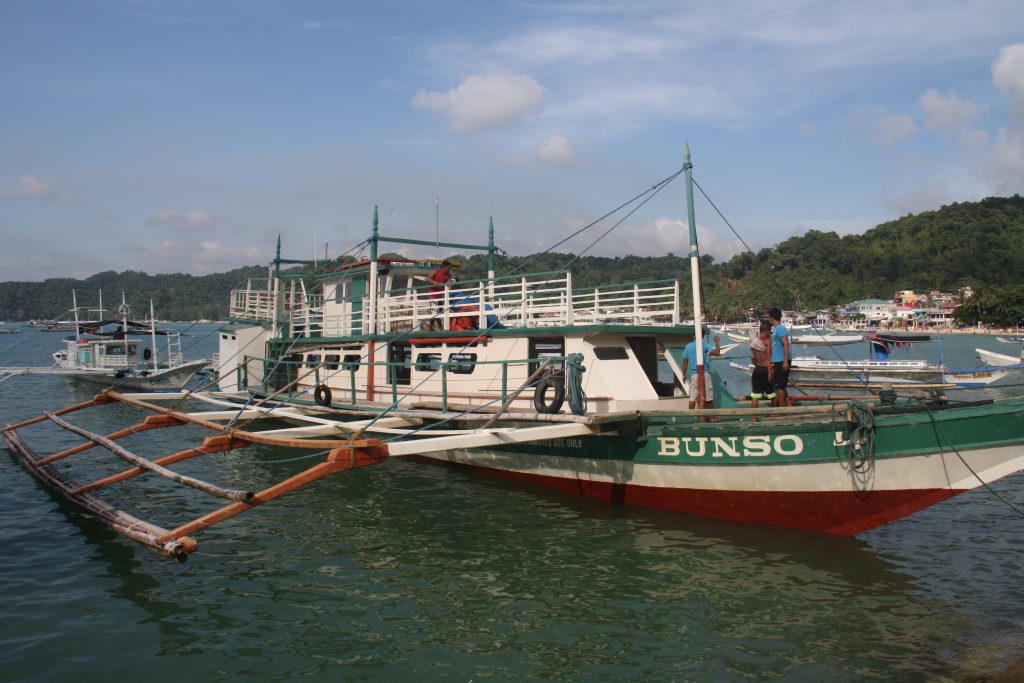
[0,266,268,321]
[2,196,1021,321]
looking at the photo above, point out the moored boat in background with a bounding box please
[0,292,209,391]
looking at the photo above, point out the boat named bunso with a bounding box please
[6,145,1024,561]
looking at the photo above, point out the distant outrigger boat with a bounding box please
[6,145,1024,561]
[0,292,209,391]
[791,331,863,346]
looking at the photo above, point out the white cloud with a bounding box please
[919,88,987,136]
[546,216,747,261]
[870,114,916,148]
[147,208,218,230]
[880,178,953,216]
[993,42,1024,121]
[0,175,81,205]
[796,121,817,136]
[413,73,544,131]
[537,135,574,165]
[494,27,673,67]
[983,127,1024,195]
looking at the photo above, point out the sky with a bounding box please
[2,0,1023,282]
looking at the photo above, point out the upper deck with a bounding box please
[227,268,684,338]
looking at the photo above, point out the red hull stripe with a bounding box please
[416,457,963,536]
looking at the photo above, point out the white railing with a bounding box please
[228,272,683,337]
[229,279,275,321]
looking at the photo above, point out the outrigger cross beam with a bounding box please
[2,388,606,560]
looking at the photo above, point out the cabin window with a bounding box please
[324,354,340,370]
[342,354,361,370]
[528,337,565,376]
[305,354,321,368]
[449,353,477,375]
[594,346,629,360]
[416,353,442,372]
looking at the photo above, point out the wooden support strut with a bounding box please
[157,443,389,545]
[44,411,256,503]
[3,428,196,560]
[38,414,185,467]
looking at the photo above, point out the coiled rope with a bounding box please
[566,352,587,416]
[842,401,876,473]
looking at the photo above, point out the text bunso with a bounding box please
[656,435,805,458]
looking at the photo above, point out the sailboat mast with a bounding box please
[72,289,80,338]
[149,300,158,369]
[684,142,707,406]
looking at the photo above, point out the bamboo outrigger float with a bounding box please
[6,144,1024,560]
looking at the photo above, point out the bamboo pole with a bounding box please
[3,428,195,559]
[482,360,551,429]
[45,411,256,502]
[106,390,379,450]
[38,414,184,466]
[72,434,247,494]
[1,397,98,432]
[158,443,389,543]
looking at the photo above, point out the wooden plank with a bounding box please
[385,422,596,457]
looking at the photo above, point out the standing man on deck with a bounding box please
[768,307,792,407]
[680,333,722,410]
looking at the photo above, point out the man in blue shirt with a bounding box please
[768,307,792,407]
[680,333,722,409]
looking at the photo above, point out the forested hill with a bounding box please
[0,266,268,321]
[1,195,1021,321]
[699,194,1024,319]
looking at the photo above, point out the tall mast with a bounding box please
[72,289,80,337]
[149,301,158,369]
[369,206,379,334]
[684,142,707,406]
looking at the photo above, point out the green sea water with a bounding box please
[1,326,1022,681]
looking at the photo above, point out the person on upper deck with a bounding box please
[768,307,792,407]
[426,260,453,330]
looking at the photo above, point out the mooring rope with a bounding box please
[840,400,876,474]
[566,352,587,416]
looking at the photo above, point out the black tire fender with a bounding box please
[314,383,332,407]
[533,377,565,414]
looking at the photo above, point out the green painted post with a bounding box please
[501,362,507,402]
[487,217,495,275]
[441,366,448,412]
[371,206,379,262]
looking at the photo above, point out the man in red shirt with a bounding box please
[427,260,453,329]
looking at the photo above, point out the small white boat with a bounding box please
[976,347,1024,367]
[997,336,1024,344]
[729,357,945,385]
[792,332,863,346]
[0,293,209,391]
